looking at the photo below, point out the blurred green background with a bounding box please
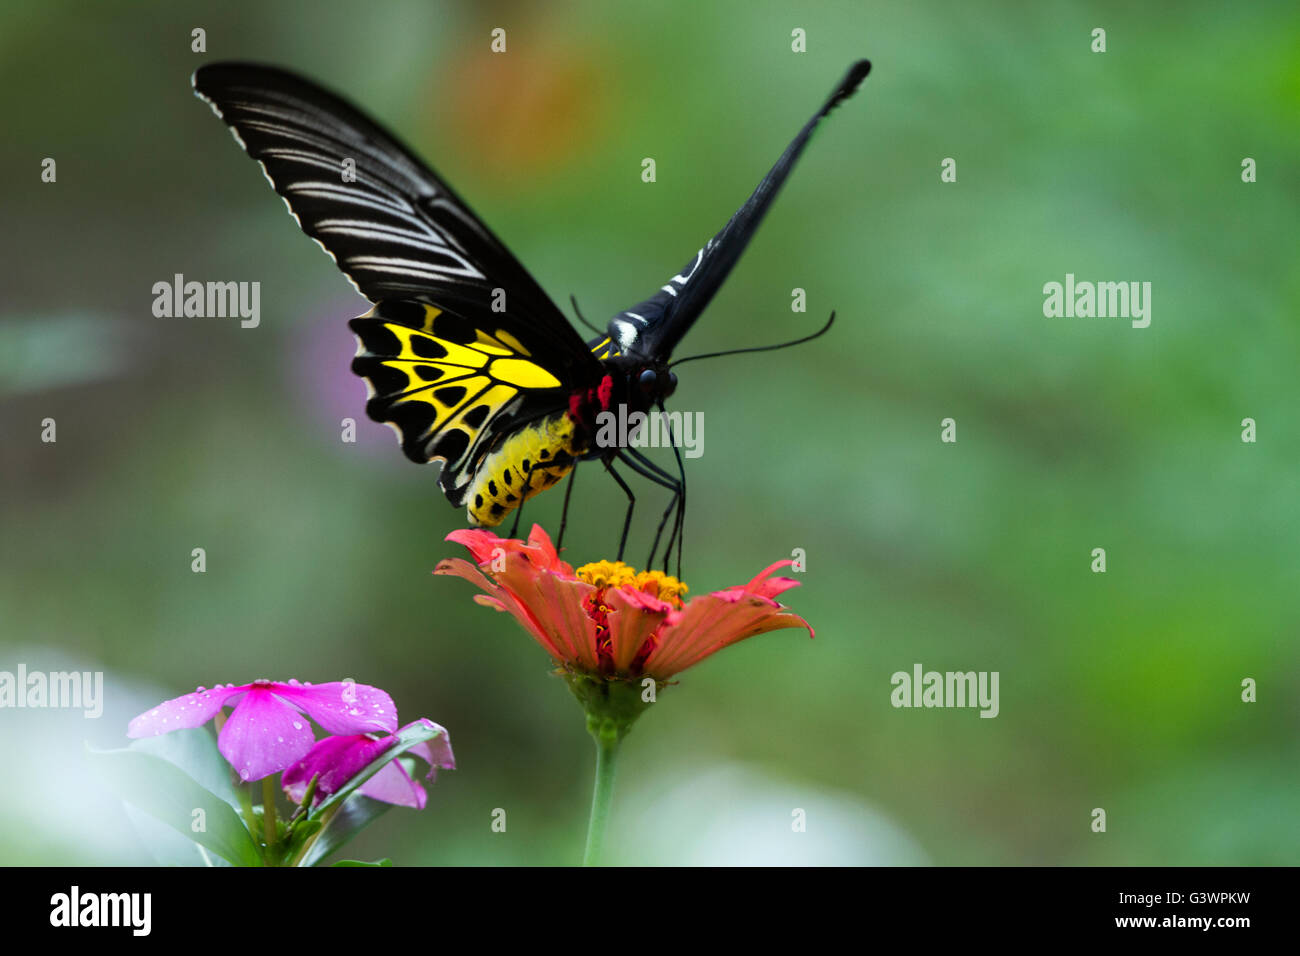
[2,0,1297,865]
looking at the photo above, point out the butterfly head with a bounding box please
[635,365,678,402]
[604,313,678,406]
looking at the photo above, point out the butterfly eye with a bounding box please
[662,371,678,398]
[638,368,658,392]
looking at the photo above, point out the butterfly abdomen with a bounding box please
[466,412,585,527]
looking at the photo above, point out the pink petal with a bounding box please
[404,719,456,775]
[359,760,426,809]
[274,681,397,735]
[218,687,317,781]
[282,733,379,803]
[127,683,245,738]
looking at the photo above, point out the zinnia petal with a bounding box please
[642,591,813,678]
[522,523,572,574]
[218,687,317,781]
[444,524,572,576]
[127,683,244,738]
[740,560,803,600]
[604,587,675,672]
[445,528,513,565]
[494,565,600,671]
[436,555,575,663]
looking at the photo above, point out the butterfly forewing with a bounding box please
[192,62,605,509]
[191,62,597,380]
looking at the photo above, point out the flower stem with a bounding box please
[582,731,620,866]
[261,776,277,849]
[236,779,258,839]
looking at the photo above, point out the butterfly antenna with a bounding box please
[570,294,606,337]
[667,311,836,368]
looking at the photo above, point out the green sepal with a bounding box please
[563,671,662,743]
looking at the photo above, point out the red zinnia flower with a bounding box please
[434,525,813,682]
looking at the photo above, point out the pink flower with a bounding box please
[282,719,455,810]
[435,525,813,681]
[127,679,397,782]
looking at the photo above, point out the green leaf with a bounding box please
[300,794,392,867]
[122,803,232,867]
[332,858,393,867]
[87,743,262,867]
[281,817,323,861]
[127,728,241,812]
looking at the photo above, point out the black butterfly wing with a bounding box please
[609,59,871,361]
[192,62,603,503]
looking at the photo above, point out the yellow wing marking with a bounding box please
[496,329,531,356]
[419,305,442,333]
[383,325,562,395]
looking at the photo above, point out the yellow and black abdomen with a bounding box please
[466,413,586,527]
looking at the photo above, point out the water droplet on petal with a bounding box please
[292,721,303,730]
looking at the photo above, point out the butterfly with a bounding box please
[192,58,870,571]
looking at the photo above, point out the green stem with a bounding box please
[583,732,620,866]
[262,775,277,849]
[286,803,339,868]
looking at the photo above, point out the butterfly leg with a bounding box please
[603,459,636,563]
[653,401,689,580]
[556,464,579,552]
[616,449,683,574]
[663,418,688,581]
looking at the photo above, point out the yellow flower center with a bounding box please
[576,561,689,609]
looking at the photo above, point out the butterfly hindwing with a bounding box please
[351,301,575,504]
